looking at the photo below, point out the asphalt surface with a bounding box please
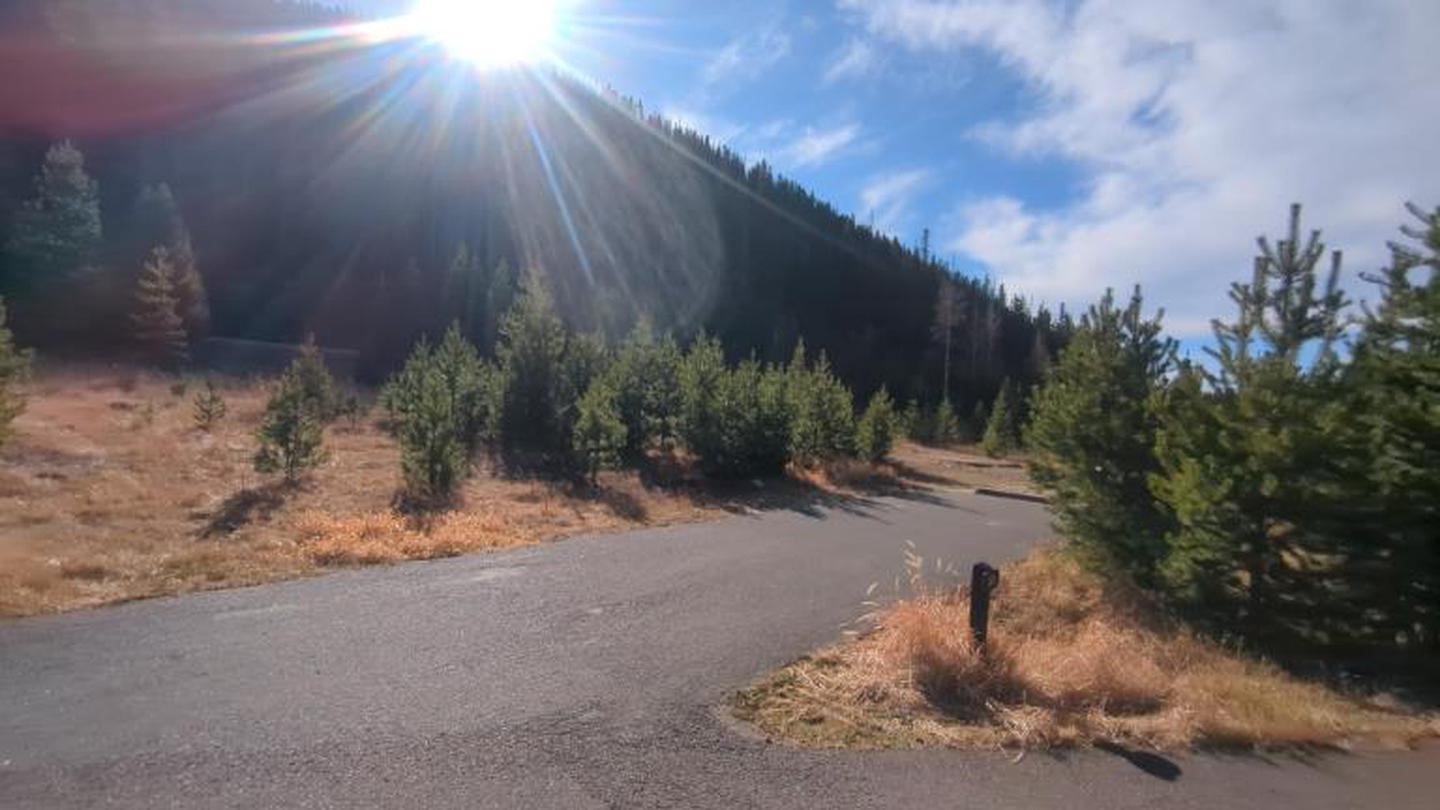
[2,488,1437,808]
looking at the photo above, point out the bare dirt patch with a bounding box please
[734,549,1440,752]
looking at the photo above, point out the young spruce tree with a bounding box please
[1025,287,1176,584]
[981,379,1020,457]
[1151,204,1351,629]
[1350,203,1440,646]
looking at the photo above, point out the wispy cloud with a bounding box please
[823,38,880,83]
[861,168,932,235]
[846,0,1440,335]
[702,25,793,88]
[781,122,862,168]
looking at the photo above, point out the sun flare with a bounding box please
[406,0,558,68]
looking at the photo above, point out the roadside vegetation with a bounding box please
[736,549,1438,750]
[739,204,1440,751]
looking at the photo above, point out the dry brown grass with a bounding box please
[889,441,1039,495]
[0,366,722,618]
[735,549,1440,752]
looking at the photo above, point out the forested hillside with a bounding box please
[0,0,1066,401]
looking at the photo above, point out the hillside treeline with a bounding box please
[0,0,1066,407]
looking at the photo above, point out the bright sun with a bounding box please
[406,0,558,68]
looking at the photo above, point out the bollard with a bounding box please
[969,562,1000,651]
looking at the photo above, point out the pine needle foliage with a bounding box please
[981,379,1020,457]
[856,386,898,463]
[1025,287,1177,585]
[130,246,189,366]
[573,377,627,483]
[254,369,326,483]
[0,297,32,448]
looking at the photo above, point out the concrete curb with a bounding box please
[972,487,1050,505]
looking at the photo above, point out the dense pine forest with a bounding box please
[0,0,1066,404]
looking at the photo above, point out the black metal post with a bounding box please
[969,562,1000,650]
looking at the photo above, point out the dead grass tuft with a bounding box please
[736,549,1440,751]
[292,510,535,566]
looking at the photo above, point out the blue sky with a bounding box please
[345,1,1440,341]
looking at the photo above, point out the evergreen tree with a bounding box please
[291,334,342,422]
[981,379,1019,457]
[1350,203,1440,646]
[123,183,208,339]
[130,247,189,366]
[933,399,960,445]
[192,379,228,432]
[254,370,326,483]
[678,334,728,471]
[1025,287,1176,584]
[0,297,32,448]
[572,378,627,483]
[784,343,856,465]
[495,280,571,460]
[605,319,681,460]
[397,357,468,506]
[1151,204,1351,629]
[169,235,210,340]
[3,141,102,293]
[856,386,898,463]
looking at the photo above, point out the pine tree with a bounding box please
[981,379,1019,457]
[130,247,189,366]
[4,141,102,292]
[573,378,627,484]
[1350,203,1440,646]
[254,371,325,483]
[856,386,898,463]
[1025,287,1176,584]
[397,358,468,507]
[169,235,210,340]
[495,280,570,460]
[124,183,208,339]
[192,379,228,432]
[933,399,960,445]
[1151,204,1351,629]
[292,334,342,423]
[0,297,33,448]
[679,333,728,471]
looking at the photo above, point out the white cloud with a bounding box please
[702,25,793,88]
[823,38,880,83]
[861,168,933,235]
[781,123,863,168]
[845,0,1440,335]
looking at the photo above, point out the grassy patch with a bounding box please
[0,366,944,619]
[735,549,1440,751]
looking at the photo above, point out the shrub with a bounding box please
[572,378,627,483]
[192,379,227,432]
[856,387,898,463]
[0,297,32,447]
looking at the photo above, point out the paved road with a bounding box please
[2,490,1436,808]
